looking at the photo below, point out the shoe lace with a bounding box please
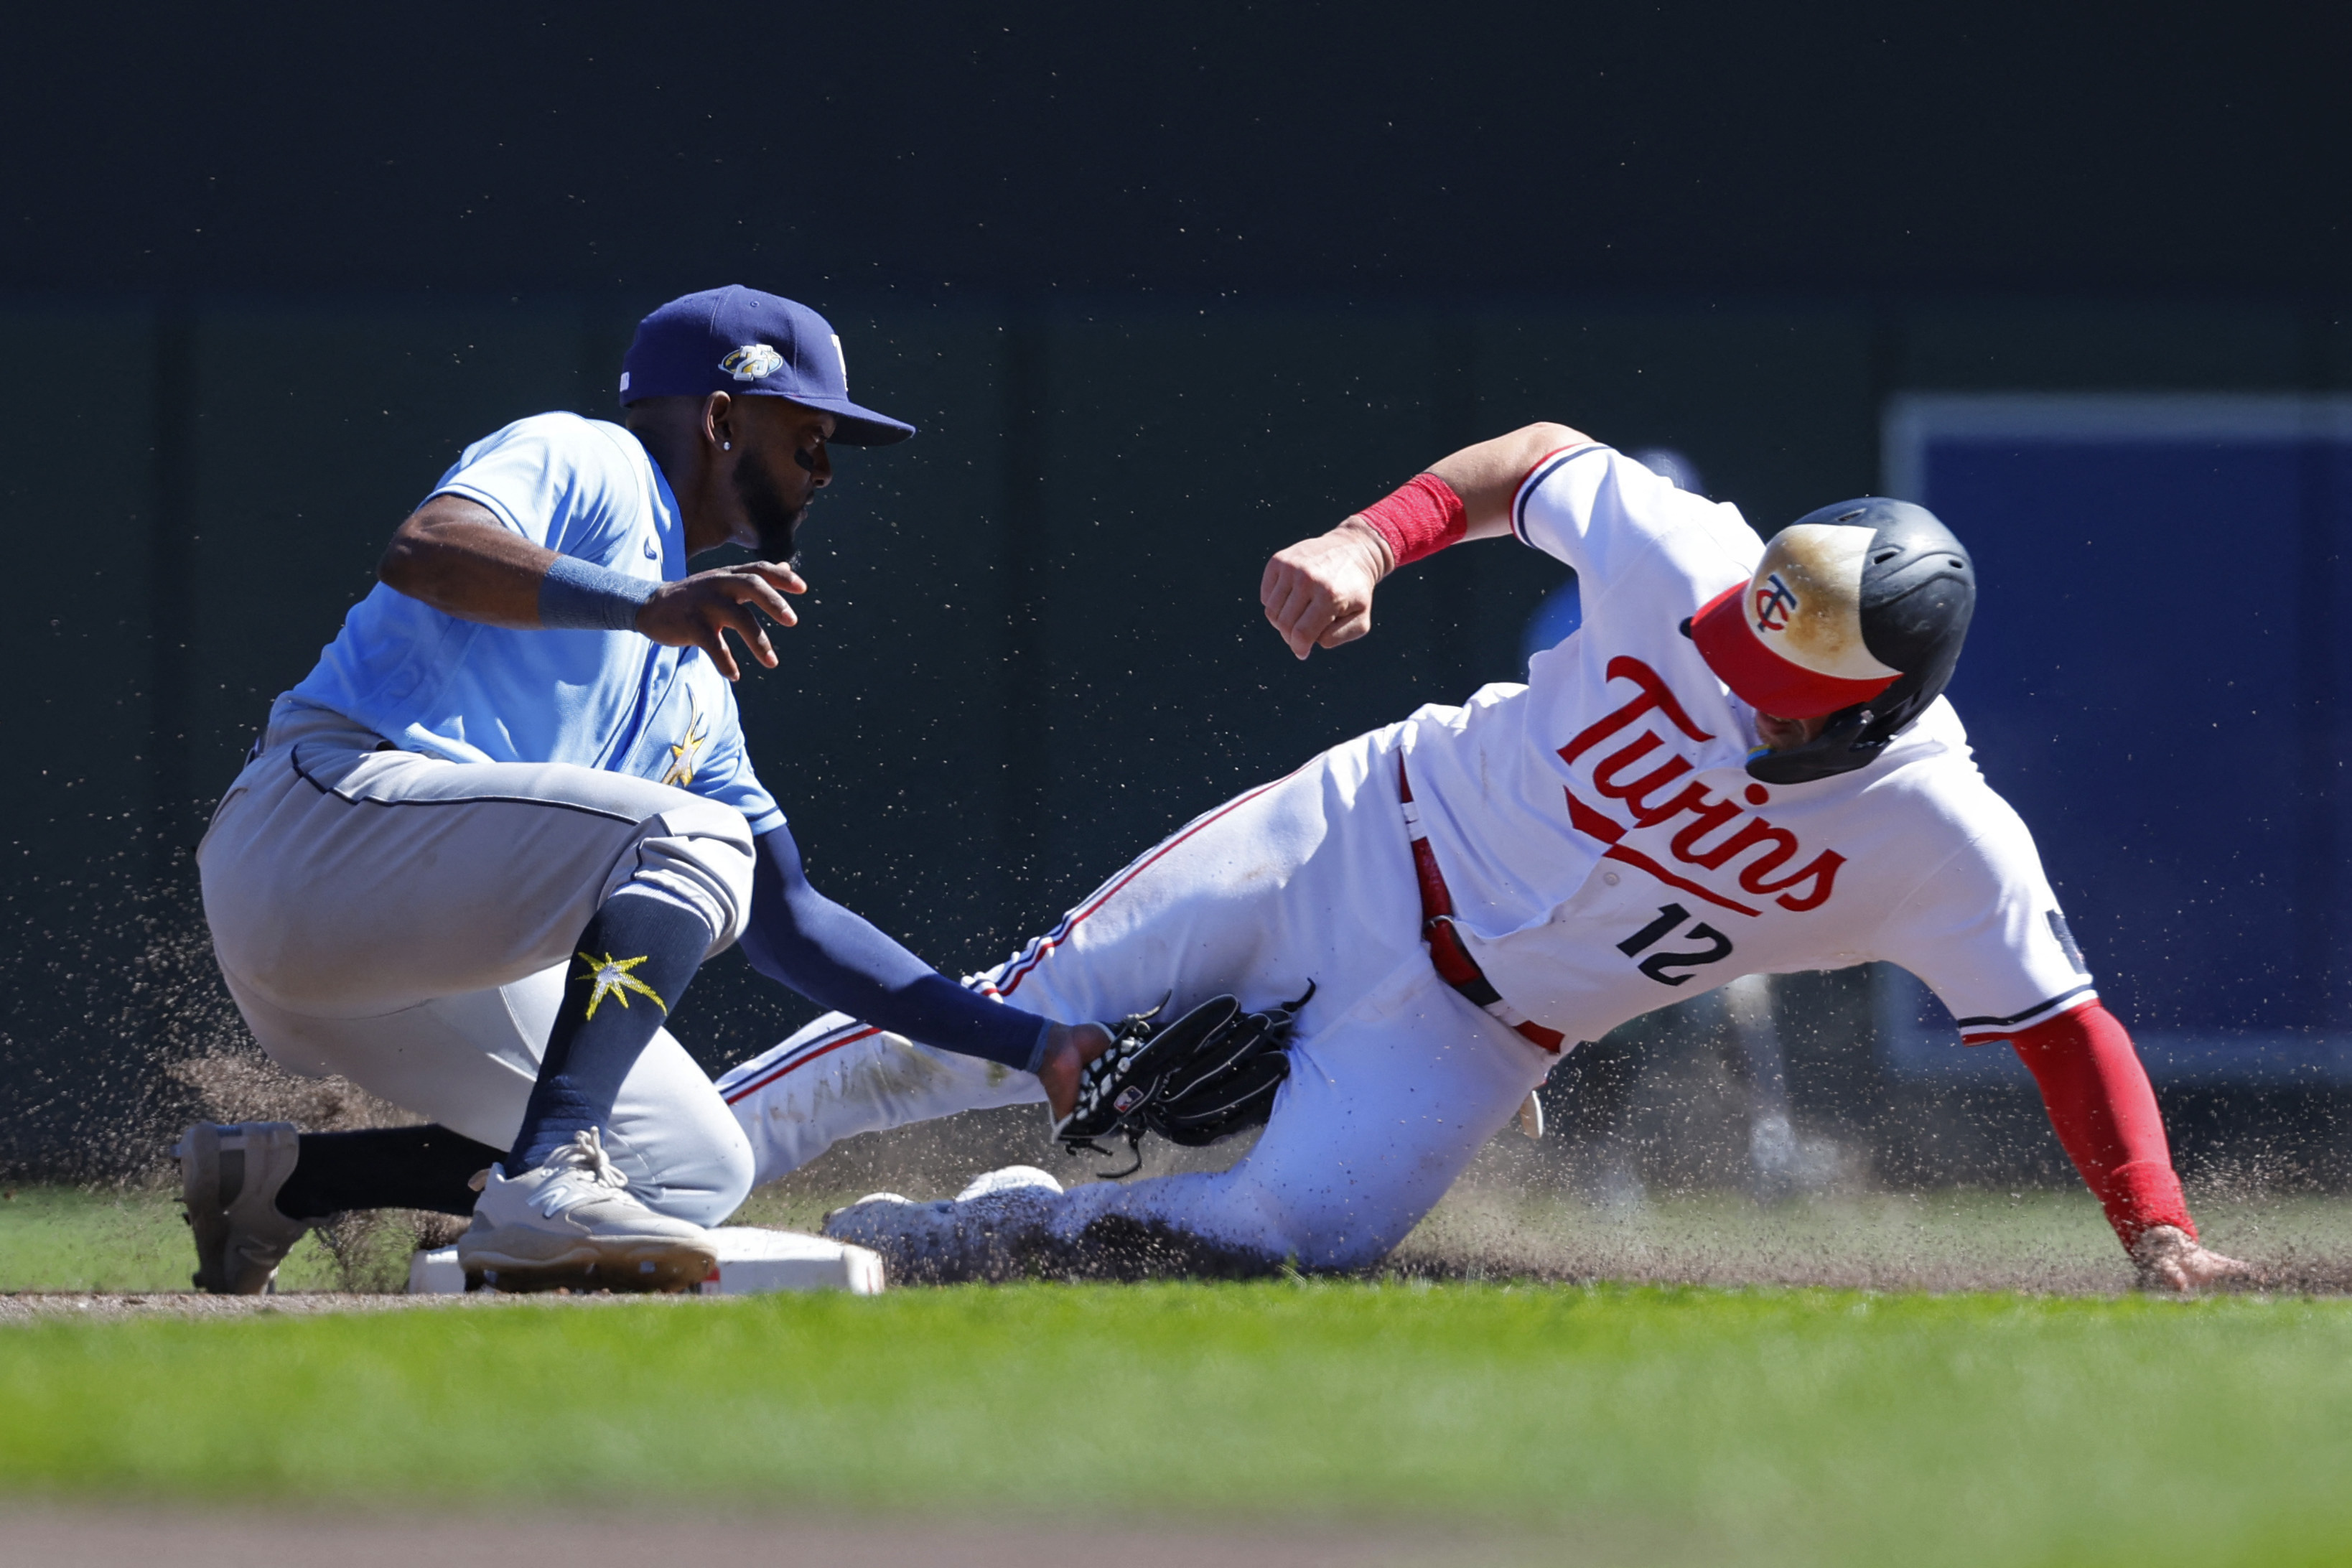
[533,1128,630,1217]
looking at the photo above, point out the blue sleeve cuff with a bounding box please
[538,554,656,633]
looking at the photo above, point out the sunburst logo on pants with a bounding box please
[577,951,668,1019]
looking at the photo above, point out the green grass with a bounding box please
[1,1283,2349,1566]
[0,1186,205,1292]
[7,1185,2352,1563]
[0,1182,882,1294]
[0,1186,419,1293]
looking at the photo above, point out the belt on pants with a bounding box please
[1399,760,1566,1054]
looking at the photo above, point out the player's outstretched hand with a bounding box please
[1261,518,1394,661]
[637,561,808,680]
[1030,1021,1116,1123]
[2131,1224,2257,1292]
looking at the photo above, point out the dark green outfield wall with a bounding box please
[3,293,2345,1177]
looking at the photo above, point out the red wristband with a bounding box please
[1356,473,1467,566]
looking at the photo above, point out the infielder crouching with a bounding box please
[727,425,2252,1292]
[182,288,1113,1293]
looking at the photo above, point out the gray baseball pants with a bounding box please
[197,704,757,1225]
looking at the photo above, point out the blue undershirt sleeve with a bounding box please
[739,826,1053,1074]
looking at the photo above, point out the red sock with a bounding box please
[2006,1002,2195,1247]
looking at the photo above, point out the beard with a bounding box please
[734,455,807,563]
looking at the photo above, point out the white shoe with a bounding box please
[956,1165,1064,1203]
[457,1129,716,1293]
[821,1193,950,1255]
[820,1167,1065,1283]
[175,1121,310,1295]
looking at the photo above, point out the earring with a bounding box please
[722,442,732,451]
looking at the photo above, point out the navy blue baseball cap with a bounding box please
[618,285,916,446]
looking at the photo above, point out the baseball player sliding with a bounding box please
[733,425,2251,1291]
[179,286,1121,1294]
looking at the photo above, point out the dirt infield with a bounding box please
[11,1182,2352,1302]
[0,1507,1599,1568]
[1383,1187,2352,1296]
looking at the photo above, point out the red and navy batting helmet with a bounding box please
[1689,498,1976,783]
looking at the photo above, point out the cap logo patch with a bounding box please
[1689,521,1906,719]
[719,343,785,381]
[1741,524,1902,682]
[1752,571,1798,633]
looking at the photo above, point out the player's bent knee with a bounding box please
[615,797,757,956]
[638,1114,755,1229]
[1157,1172,1377,1271]
[697,1126,757,1228]
[1231,1181,1406,1271]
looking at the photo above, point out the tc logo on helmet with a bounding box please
[1752,572,1799,633]
[719,344,785,381]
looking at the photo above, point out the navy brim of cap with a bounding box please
[754,388,916,447]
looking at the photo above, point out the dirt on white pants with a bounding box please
[717,722,1553,1268]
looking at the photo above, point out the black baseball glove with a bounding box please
[1054,984,1315,1176]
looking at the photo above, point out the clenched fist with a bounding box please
[1260,518,1396,660]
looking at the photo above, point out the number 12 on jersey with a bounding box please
[1617,903,1735,986]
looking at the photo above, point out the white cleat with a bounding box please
[823,1190,914,1227]
[821,1193,952,1257]
[176,1120,310,1295]
[820,1167,1065,1283]
[457,1128,717,1293]
[955,1165,1064,1203]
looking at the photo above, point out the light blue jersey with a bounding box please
[284,412,783,834]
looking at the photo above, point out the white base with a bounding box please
[406,1226,887,1296]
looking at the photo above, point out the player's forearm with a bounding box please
[1333,424,1588,572]
[1421,423,1590,543]
[378,498,556,627]
[2006,1002,2197,1249]
[739,829,1052,1073]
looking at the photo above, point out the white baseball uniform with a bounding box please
[200,414,775,1226]
[719,444,2096,1265]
